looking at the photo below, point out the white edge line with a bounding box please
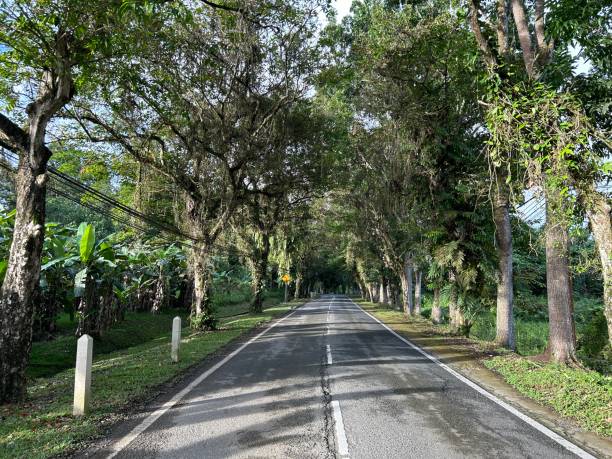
[326,344,333,365]
[331,400,350,458]
[349,299,597,459]
[106,304,304,458]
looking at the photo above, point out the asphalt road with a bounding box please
[93,295,593,459]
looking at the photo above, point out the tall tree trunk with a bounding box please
[370,283,379,302]
[414,269,422,315]
[0,35,74,402]
[544,197,577,364]
[293,272,303,300]
[580,187,612,347]
[400,257,414,316]
[493,174,515,349]
[250,235,270,313]
[357,280,365,299]
[151,266,165,314]
[191,242,216,330]
[431,287,442,324]
[448,273,466,332]
[379,276,388,304]
[448,274,465,332]
[0,159,47,402]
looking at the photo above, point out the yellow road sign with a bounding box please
[281,274,292,283]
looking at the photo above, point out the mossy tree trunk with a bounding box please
[431,287,442,324]
[400,255,414,316]
[544,192,577,364]
[249,233,271,313]
[414,268,422,315]
[580,187,612,348]
[0,37,73,403]
[493,174,515,349]
[191,242,216,330]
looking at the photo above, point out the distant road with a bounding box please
[92,295,595,459]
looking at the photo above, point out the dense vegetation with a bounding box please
[0,0,609,437]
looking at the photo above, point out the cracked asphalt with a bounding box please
[90,295,583,459]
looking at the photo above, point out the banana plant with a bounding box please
[72,222,127,337]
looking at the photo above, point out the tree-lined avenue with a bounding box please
[93,296,593,459]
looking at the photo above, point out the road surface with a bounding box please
[93,296,595,459]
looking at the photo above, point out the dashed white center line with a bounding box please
[331,400,350,458]
[326,344,333,365]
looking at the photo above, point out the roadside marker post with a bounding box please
[171,316,181,363]
[73,334,93,416]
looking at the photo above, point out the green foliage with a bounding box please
[484,356,612,437]
[78,223,96,263]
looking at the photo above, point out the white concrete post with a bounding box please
[171,316,181,363]
[73,334,93,416]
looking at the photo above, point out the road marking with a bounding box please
[106,304,305,458]
[326,344,333,365]
[331,400,350,458]
[349,299,597,459]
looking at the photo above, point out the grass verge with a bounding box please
[357,299,612,439]
[0,299,299,459]
[484,356,612,437]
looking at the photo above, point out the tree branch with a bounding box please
[510,0,536,77]
[467,0,497,68]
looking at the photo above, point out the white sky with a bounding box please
[333,0,353,21]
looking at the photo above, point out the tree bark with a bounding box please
[400,257,414,316]
[448,275,465,332]
[414,269,422,315]
[580,187,612,347]
[379,276,389,304]
[191,242,216,330]
[0,33,73,401]
[431,287,442,324]
[151,265,165,314]
[0,159,47,402]
[293,273,303,300]
[250,234,270,313]
[544,198,577,363]
[370,283,379,302]
[510,0,536,77]
[493,175,515,349]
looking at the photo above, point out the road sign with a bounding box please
[281,274,292,283]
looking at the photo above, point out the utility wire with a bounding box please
[0,149,197,248]
[523,201,546,223]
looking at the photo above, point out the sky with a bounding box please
[333,0,353,21]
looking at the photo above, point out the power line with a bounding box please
[0,149,197,248]
[516,198,541,218]
[523,201,546,223]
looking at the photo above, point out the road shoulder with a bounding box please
[356,299,612,459]
[77,300,306,458]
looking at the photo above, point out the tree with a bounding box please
[336,1,489,326]
[77,1,325,328]
[466,0,603,362]
[0,0,133,403]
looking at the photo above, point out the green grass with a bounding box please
[484,356,612,437]
[29,312,189,379]
[469,312,549,355]
[28,289,285,379]
[421,293,607,362]
[0,297,297,459]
